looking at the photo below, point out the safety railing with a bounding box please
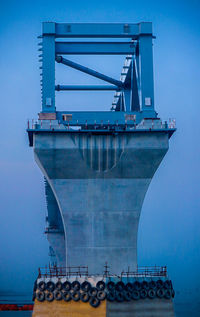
[27,118,176,132]
[37,265,167,278]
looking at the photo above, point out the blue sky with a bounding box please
[0,0,200,315]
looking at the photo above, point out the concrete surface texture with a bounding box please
[34,131,169,274]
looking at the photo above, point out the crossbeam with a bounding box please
[55,42,136,55]
[55,85,120,91]
[42,22,153,38]
[56,56,123,87]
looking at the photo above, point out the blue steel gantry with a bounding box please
[40,22,155,117]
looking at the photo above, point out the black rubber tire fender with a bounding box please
[96,280,105,291]
[89,287,98,297]
[156,279,164,289]
[156,288,165,298]
[71,281,80,291]
[36,291,45,302]
[107,291,115,302]
[149,280,157,289]
[80,292,90,303]
[132,290,140,300]
[62,291,72,302]
[142,281,149,290]
[54,290,62,301]
[115,291,124,302]
[123,290,132,301]
[97,290,106,301]
[106,281,115,291]
[148,288,156,299]
[164,289,172,299]
[133,281,141,291]
[46,281,55,292]
[55,281,63,291]
[172,289,175,298]
[63,281,71,292]
[81,281,91,292]
[38,281,46,291]
[164,280,171,289]
[45,291,54,302]
[116,281,125,292]
[125,282,133,292]
[89,297,100,308]
[71,290,80,302]
[140,289,148,299]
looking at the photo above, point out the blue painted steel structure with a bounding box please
[40,22,155,117]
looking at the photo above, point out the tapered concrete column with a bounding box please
[34,131,168,274]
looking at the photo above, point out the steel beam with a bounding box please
[42,35,55,112]
[56,56,124,87]
[50,22,153,38]
[55,42,135,55]
[55,85,120,91]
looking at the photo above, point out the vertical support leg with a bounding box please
[42,22,56,112]
[138,23,155,116]
[131,57,140,111]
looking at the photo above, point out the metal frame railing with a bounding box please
[37,264,167,279]
[27,118,176,131]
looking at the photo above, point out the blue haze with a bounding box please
[0,0,200,316]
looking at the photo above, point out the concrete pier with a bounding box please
[33,127,169,274]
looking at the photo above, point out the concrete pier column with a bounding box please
[34,131,168,274]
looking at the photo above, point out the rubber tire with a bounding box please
[45,291,54,302]
[38,281,46,291]
[55,281,63,291]
[62,291,72,302]
[71,281,80,291]
[142,281,149,290]
[36,291,45,302]
[46,281,55,292]
[80,292,90,303]
[96,281,105,291]
[71,290,80,302]
[116,281,125,292]
[107,281,115,291]
[97,290,106,301]
[89,297,100,308]
[164,280,171,289]
[140,289,148,299]
[149,281,156,289]
[63,281,71,292]
[156,280,164,289]
[116,291,124,302]
[156,288,165,298]
[107,291,115,302]
[148,288,156,299]
[89,287,98,297]
[81,281,91,292]
[165,289,172,299]
[125,283,133,292]
[54,290,62,301]
[123,291,132,301]
[132,290,140,300]
[133,281,141,291]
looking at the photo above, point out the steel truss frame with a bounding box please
[39,22,155,116]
